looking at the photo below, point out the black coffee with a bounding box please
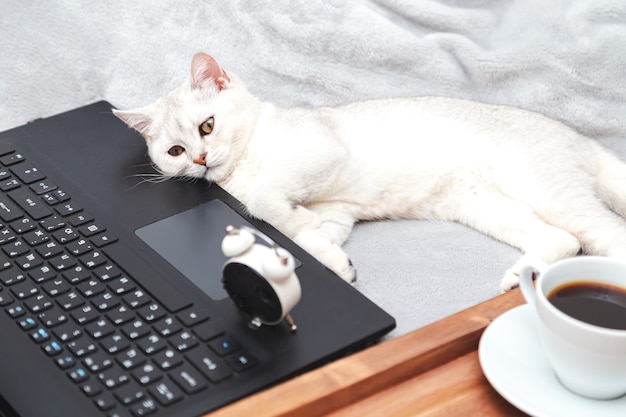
[548,281,626,330]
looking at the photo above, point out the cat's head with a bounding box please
[113,52,258,183]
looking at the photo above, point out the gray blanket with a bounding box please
[2,1,625,337]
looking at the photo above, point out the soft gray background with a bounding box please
[1,1,625,338]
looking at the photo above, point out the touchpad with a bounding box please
[136,199,263,301]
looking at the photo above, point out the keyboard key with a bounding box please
[98,367,130,389]
[85,318,116,339]
[42,278,71,297]
[71,303,99,325]
[39,215,66,232]
[15,251,43,270]
[78,222,105,237]
[30,180,57,195]
[106,304,135,326]
[67,338,98,357]
[92,291,120,311]
[0,227,17,245]
[68,367,89,383]
[132,362,161,386]
[0,196,22,221]
[108,276,136,295]
[56,290,85,311]
[136,302,165,322]
[55,354,75,369]
[10,163,45,184]
[122,289,150,309]
[67,238,93,256]
[226,351,258,372]
[8,187,52,219]
[93,263,121,281]
[186,346,232,383]
[52,322,82,342]
[0,152,24,165]
[177,307,209,327]
[3,240,29,257]
[10,217,37,233]
[62,265,91,284]
[22,228,50,246]
[170,365,207,394]
[30,327,50,343]
[114,381,146,406]
[77,278,106,297]
[169,330,198,352]
[52,227,80,243]
[116,348,146,370]
[25,294,54,313]
[208,335,240,356]
[36,240,63,258]
[28,265,56,283]
[136,333,167,355]
[67,212,93,226]
[130,398,158,416]
[6,304,25,318]
[80,250,106,269]
[0,291,14,306]
[121,319,149,340]
[0,145,14,157]
[38,308,68,327]
[91,232,118,248]
[49,252,77,271]
[50,189,70,203]
[153,316,182,337]
[148,380,183,406]
[152,348,183,370]
[80,381,102,397]
[100,333,130,355]
[83,352,114,373]
[0,270,26,286]
[11,280,39,300]
[55,202,82,217]
[93,393,116,411]
[42,340,63,356]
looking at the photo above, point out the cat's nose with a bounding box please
[194,153,207,166]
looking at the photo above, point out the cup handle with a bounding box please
[518,258,549,307]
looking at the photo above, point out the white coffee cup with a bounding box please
[519,256,626,400]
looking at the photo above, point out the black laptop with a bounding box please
[0,101,395,417]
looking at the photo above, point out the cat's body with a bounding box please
[115,52,626,291]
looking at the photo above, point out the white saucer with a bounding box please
[478,305,626,417]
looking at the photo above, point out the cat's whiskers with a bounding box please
[124,162,177,189]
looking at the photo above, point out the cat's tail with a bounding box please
[595,142,626,218]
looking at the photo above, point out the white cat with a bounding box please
[114,52,626,292]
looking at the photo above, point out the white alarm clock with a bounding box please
[221,225,301,333]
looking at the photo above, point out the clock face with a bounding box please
[222,262,283,322]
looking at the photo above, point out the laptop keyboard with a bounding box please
[0,145,258,416]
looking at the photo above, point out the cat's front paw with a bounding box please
[500,268,520,292]
[293,230,357,284]
[336,259,357,284]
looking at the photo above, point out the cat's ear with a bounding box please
[191,52,231,91]
[112,109,152,140]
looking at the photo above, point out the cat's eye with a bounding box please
[168,145,185,156]
[199,116,215,136]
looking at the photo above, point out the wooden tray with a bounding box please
[208,289,528,416]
